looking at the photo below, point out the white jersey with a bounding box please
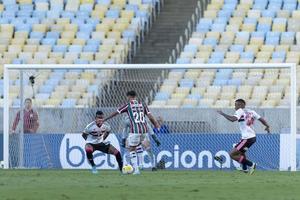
[234,108,261,139]
[83,121,111,144]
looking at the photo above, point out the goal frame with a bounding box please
[3,63,297,171]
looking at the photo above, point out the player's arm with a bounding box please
[12,111,21,133]
[104,104,128,121]
[82,132,88,140]
[147,123,161,146]
[104,111,119,122]
[217,110,238,122]
[32,110,39,133]
[258,118,270,133]
[148,113,161,129]
[101,123,111,141]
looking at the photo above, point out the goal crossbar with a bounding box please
[3,63,297,171]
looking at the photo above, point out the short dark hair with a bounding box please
[25,98,32,103]
[96,110,104,116]
[126,90,137,97]
[235,99,246,105]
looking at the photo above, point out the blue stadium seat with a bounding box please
[46,31,60,39]
[32,11,46,18]
[272,51,286,59]
[213,79,228,86]
[69,45,83,53]
[39,85,55,93]
[122,30,136,41]
[80,4,94,12]
[61,99,77,108]
[187,94,202,100]
[244,18,257,24]
[218,10,232,19]
[176,58,191,64]
[61,11,75,19]
[227,79,242,86]
[265,36,280,45]
[76,11,90,19]
[36,93,51,100]
[211,23,226,32]
[74,59,89,64]
[87,85,99,94]
[155,92,170,101]
[83,45,98,52]
[53,45,68,53]
[87,39,101,46]
[251,31,265,38]
[261,10,276,18]
[240,52,254,59]
[106,9,120,19]
[76,32,91,40]
[230,45,244,52]
[125,4,139,13]
[42,38,56,45]
[211,52,225,59]
[257,24,271,32]
[71,18,85,26]
[184,45,198,54]
[203,38,218,47]
[180,79,194,88]
[30,32,45,39]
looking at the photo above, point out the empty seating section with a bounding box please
[152,0,300,108]
[0,0,161,107]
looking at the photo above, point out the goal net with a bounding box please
[2,63,298,171]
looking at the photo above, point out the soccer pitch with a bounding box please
[0,170,299,200]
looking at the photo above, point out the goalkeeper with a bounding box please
[121,116,161,171]
[82,110,123,174]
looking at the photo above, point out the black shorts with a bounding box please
[234,137,256,153]
[87,143,111,154]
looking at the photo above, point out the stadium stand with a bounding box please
[153,0,300,108]
[0,0,162,108]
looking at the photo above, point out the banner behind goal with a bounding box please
[2,64,298,171]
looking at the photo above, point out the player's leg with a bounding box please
[85,144,97,174]
[231,138,256,174]
[136,144,144,169]
[128,133,141,174]
[142,137,156,170]
[107,145,123,172]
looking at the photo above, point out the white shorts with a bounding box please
[127,133,146,147]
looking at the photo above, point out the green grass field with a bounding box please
[0,170,299,200]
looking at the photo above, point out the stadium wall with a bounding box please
[1,133,299,170]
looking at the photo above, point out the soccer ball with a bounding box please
[122,164,134,174]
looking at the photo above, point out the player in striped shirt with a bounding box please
[105,90,160,175]
[122,116,160,171]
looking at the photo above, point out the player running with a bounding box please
[82,110,123,174]
[122,116,161,171]
[217,99,270,175]
[105,90,161,175]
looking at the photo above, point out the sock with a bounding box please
[136,145,143,168]
[145,147,155,168]
[241,154,248,170]
[124,151,131,165]
[114,150,123,172]
[85,147,95,167]
[239,155,253,167]
[130,151,139,172]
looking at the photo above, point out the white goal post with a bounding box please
[3,63,297,171]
